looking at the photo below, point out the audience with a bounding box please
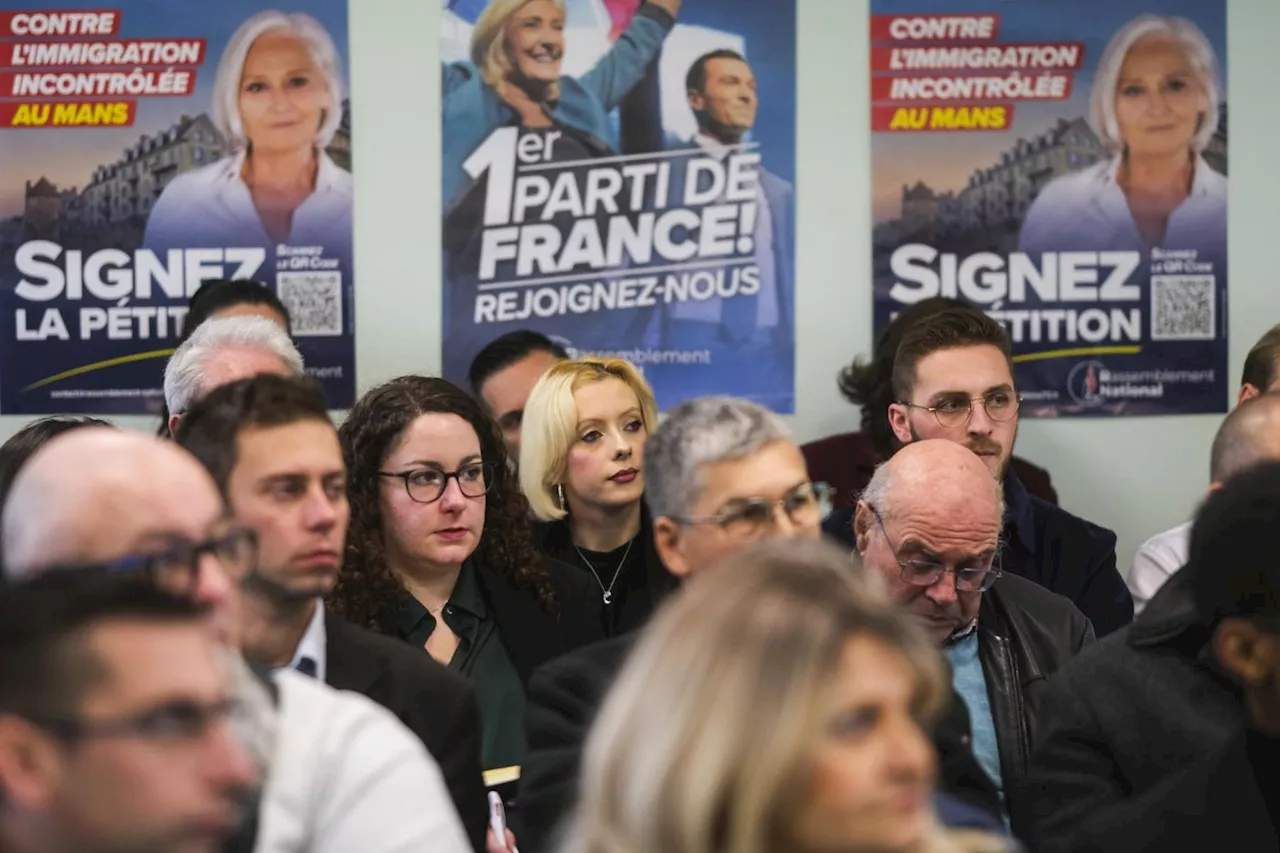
[853,440,1092,835]
[330,375,604,775]
[174,374,489,851]
[157,279,292,437]
[519,358,672,636]
[1129,392,1280,612]
[1,428,472,853]
[163,315,304,437]
[825,305,1133,636]
[468,330,568,462]
[808,296,1057,507]
[515,397,986,853]
[0,571,258,853]
[1026,455,1280,852]
[559,538,1013,853]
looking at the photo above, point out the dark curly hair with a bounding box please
[329,375,555,634]
[837,297,969,459]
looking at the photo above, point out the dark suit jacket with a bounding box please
[516,635,1003,853]
[325,614,488,852]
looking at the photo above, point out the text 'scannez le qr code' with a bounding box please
[278,272,343,337]
[1151,276,1215,341]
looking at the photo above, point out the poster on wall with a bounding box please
[870,1,1227,416]
[440,0,797,412]
[0,2,354,415]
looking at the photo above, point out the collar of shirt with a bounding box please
[212,147,347,196]
[1102,153,1218,199]
[396,561,488,650]
[1002,467,1036,554]
[694,131,734,162]
[946,618,980,646]
[285,599,327,682]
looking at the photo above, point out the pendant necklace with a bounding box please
[573,537,634,606]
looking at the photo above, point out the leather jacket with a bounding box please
[977,573,1094,836]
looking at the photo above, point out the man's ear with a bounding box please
[0,715,63,810]
[1212,617,1271,685]
[653,516,691,577]
[687,89,706,112]
[167,413,183,439]
[1239,383,1262,407]
[853,501,874,556]
[887,403,913,446]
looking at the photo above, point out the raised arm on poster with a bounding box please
[441,0,680,210]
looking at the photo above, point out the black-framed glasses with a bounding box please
[30,697,242,744]
[899,390,1022,429]
[868,505,1001,592]
[671,482,832,539]
[378,462,496,505]
[102,527,258,595]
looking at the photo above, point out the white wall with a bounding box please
[1,0,1273,575]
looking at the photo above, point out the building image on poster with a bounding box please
[441,0,797,412]
[0,1,354,415]
[870,1,1227,416]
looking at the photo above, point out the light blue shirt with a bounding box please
[946,630,1005,821]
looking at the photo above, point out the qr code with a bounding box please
[277,272,343,337]
[1151,276,1215,341]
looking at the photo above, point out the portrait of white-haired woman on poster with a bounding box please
[144,10,353,250]
[440,0,681,212]
[1018,15,1225,260]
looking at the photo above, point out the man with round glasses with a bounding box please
[854,439,1093,837]
[829,303,1132,638]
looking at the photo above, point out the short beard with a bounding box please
[242,568,331,609]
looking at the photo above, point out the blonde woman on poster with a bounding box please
[145,10,353,250]
[1018,15,1225,258]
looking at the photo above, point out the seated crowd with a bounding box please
[0,278,1277,853]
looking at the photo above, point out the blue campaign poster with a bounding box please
[440,0,798,412]
[0,1,354,415]
[870,0,1228,416]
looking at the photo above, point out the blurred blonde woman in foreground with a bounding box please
[558,538,1014,853]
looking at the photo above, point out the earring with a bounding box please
[556,484,566,510]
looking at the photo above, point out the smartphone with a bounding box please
[488,791,509,848]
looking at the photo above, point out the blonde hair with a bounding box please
[1089,14,1220,155]
[558,538,950,853]
[471,0,566,102]
[519,358,658,521]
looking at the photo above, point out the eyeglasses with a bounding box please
[868,505,1001,592]
[30,697,242,744]
[102,527,258,595]
[899,390,1021,429]
[672,482,832,539]
[378,462,496,505]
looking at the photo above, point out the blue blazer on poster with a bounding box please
[440,4,674,212]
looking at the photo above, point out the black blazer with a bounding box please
[532,506,677,637]
[473,556,607,688]
[515,634,1002,853]
[325,613,488,853]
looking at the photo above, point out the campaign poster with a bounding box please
[0,1,353,415]
[441,0,798,412]
[870,1,1228,416]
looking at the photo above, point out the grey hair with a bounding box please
[1089,15,1220,154]
[212,10,345,152]
[860,460,1007,523]
[644,396,791,520]
[164,315,304,414]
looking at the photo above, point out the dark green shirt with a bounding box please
[397,562,526,772]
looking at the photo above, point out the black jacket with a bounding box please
[821,472,1132,636]
[532,507,677,637]
[325,613,488,852]
[1023,567,1245,853]
[473,557,607,688]
[516,636,1005,853]
[976,573,1094,837]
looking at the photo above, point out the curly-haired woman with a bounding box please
[329,375,603,772]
